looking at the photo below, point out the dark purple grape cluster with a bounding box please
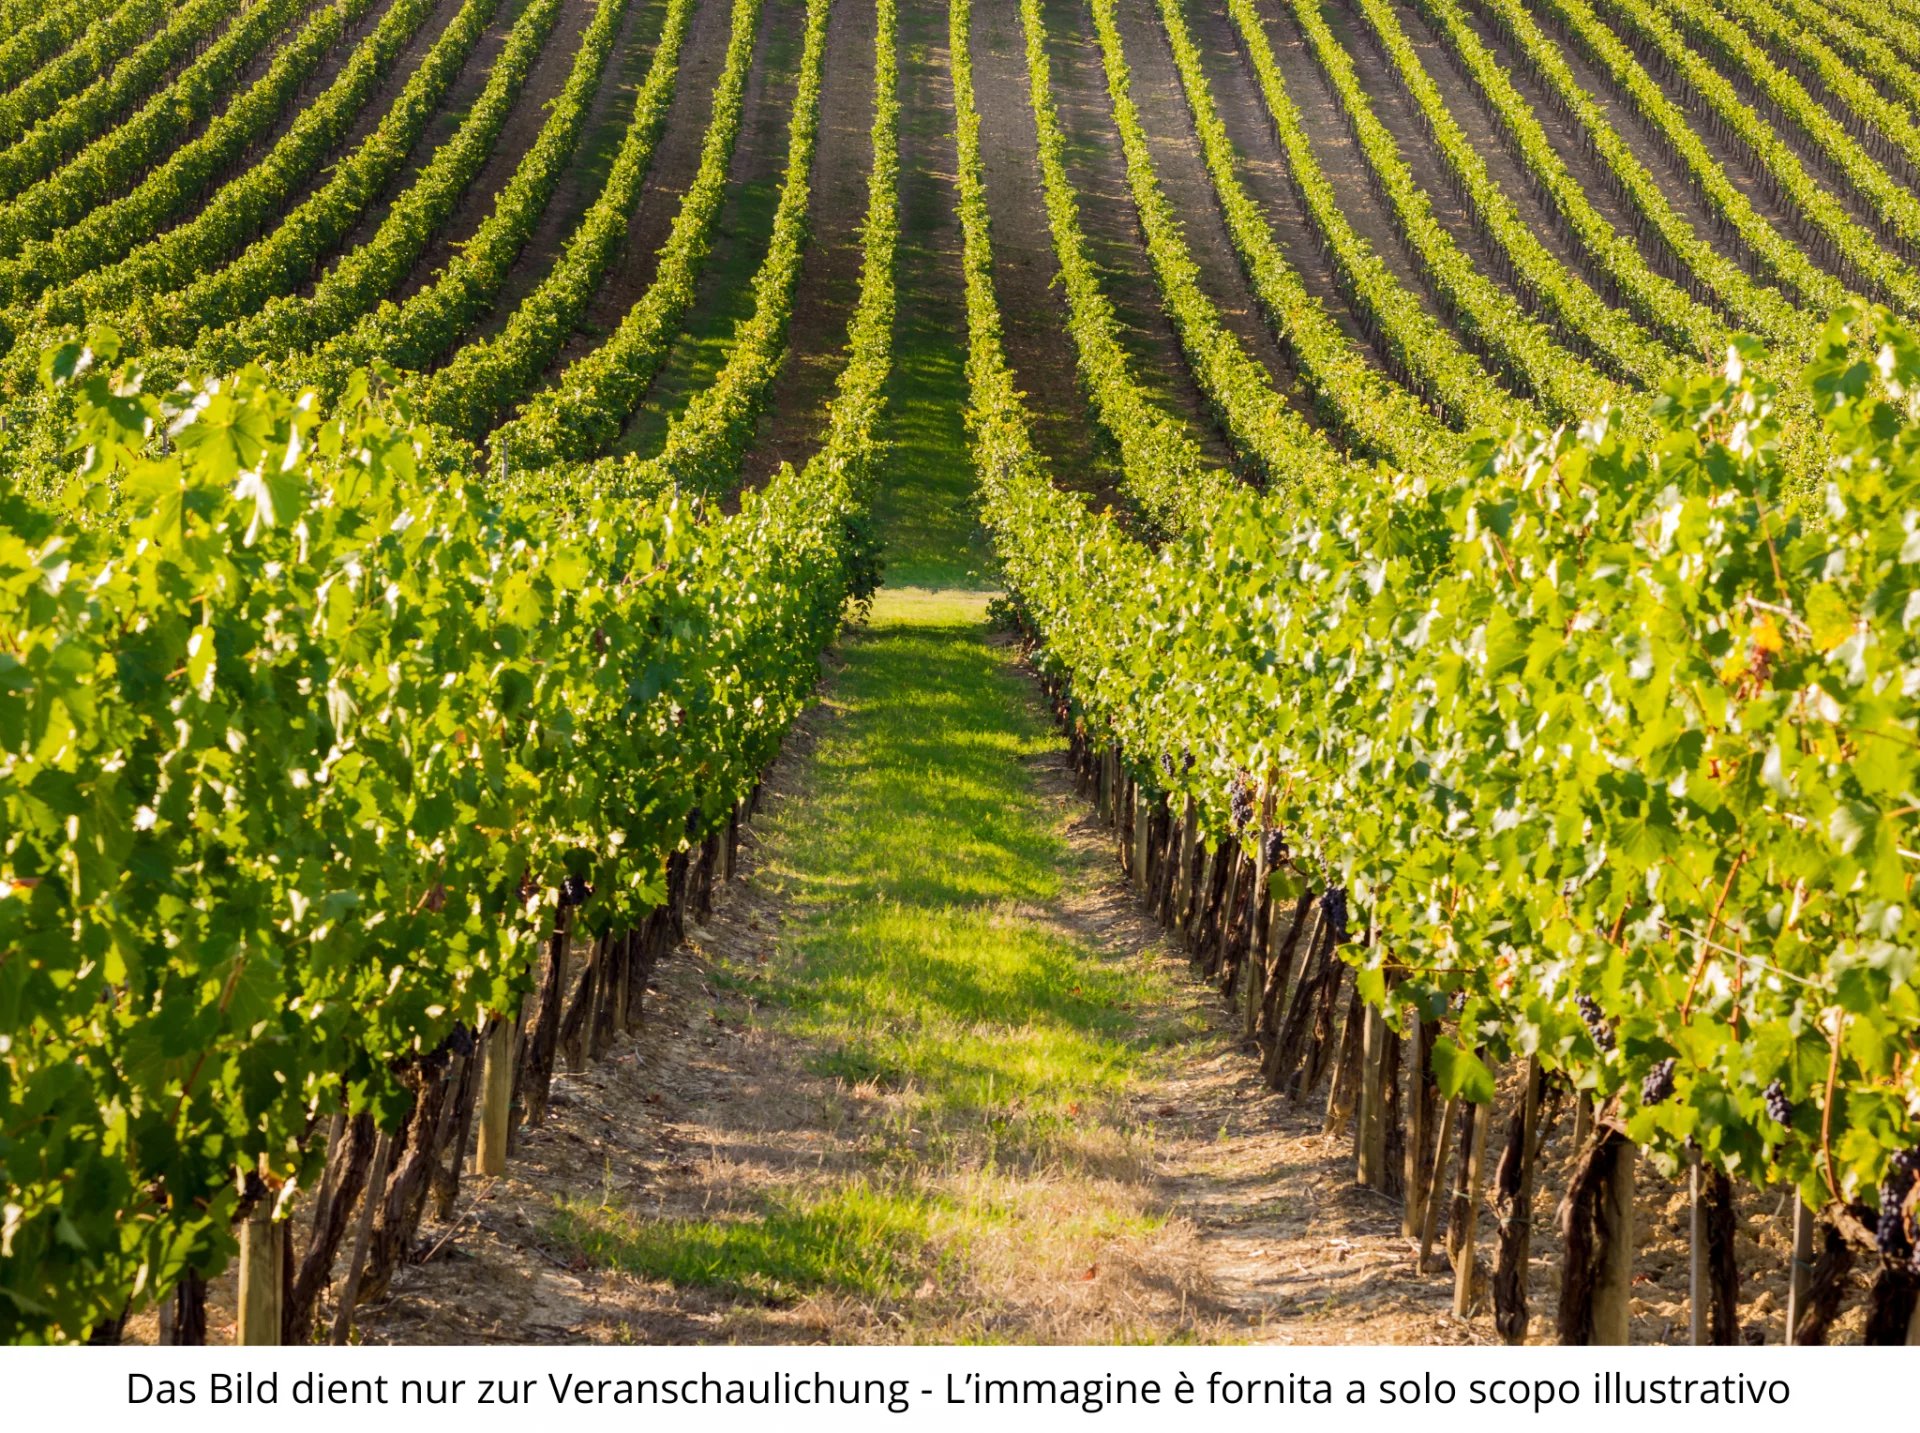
[1576,993,1616,1052]
[1158,751,1174,779]
[1182,752,1195,774]
[1262,829,1286,869]
[1763,1079,1794,1127]
[1230,780,1255,834]
[1878,1150,1920,1262]
[560,873,591,908]
[1450,989,1467,1015]
[1876,1184,1912,1262]
[1320,886,1349,946]
[1640,1058,1677,1107]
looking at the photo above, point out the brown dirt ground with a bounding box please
[1112,0,1309,404]
[471,0,672,337]
[393,0,604,296]
[1430,0,1723,326]
[569,0,788,366]
[1326,0,1602,322]
[1542,0,1843,300]
[1032,0,1241,474]
[737,0,878,489]
[1173,0,1388,372]
[333,0,531,256]
[968,0,1127,501]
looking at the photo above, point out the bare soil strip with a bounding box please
[396,0,603,294]
[1176,0,1390,369]
[1541,0,1841,293]
[1434,0,1725,311]
[335,0,533,254]
[737,0,878,489]
[473,0,670,335]
[1308,0,1517,309]
[1034,0,1241,473]
[1240,0,1448,319]
[968,0,1125,502]
[611,0,807,449]
[1111,0,1307,401]
[1333,0,1605,316]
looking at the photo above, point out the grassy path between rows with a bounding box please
[356,0,1459,1344]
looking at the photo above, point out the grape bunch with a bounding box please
[1230,779,1255,834]
[1320,886,1349,946]
[1640,1057,1677,1107]
[1159,751,1174,779]
[560,873,592,908]
[1262,829,1286,870]
[1878,1150,1920,1263]
[1763,1080,1794,1127]
[1576,994,1616,1052]
[1876,1184,1912,1262]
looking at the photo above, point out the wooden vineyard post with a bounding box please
[476,1012,516,1176]
[236,1186,284,1346]
[1492,1061,1542,1345]
[1452,1098,1491,1318]
[1403,1019,1434,1238]
[1322,988,1365,1135]
[1133,784,1150,894]
[330,1130,394,1346]
[1417,1094,1460,1273]
[1688,1149,1707,1346]
[1241,787,1274,1041]
[1560,1127,1637,1345]
[519,907,572,1127]
[1356,1002,1388,1190]
[1786,1198,1813,1343]
[1173,796,1196,927]
[561,933,599,1074]
[1593,1140,1635,1345]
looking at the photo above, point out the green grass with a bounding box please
[747,591,1169,1142]
[543,593,1188,1304]
[551,1183,948,1302]
[540,7,1194,1317]
[870,21,994,589]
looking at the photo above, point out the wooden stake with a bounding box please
[1174,796,1196,923]
[519,908,571,1126]
[1418,1094,1460,1273]
[1786,1198,1813,1344]
[1357,1002,1388,1190]
[475,1013,515,1177]
[330,1131,393,1346]
[1592,1140,1635,1345]
[1688,1149,1707,1346]
[1452,1100,1491,1318]
[1133,785,1150,893]
[1403,1020,1432,1238]
[236,1195,284,1346]
[1492,1062,1542,1344]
